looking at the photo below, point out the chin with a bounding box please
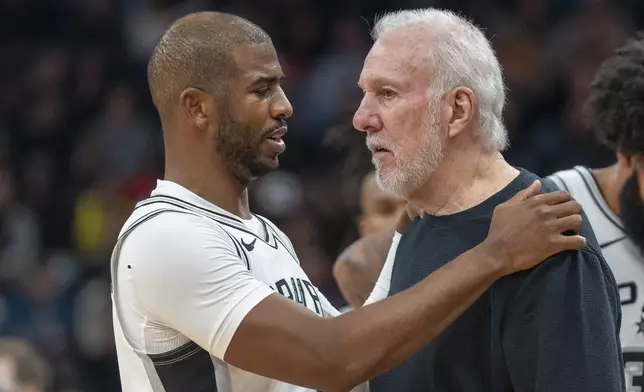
[248,157,279,178]
[375,169,410,197]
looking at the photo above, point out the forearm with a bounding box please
[336,229,394,273]
[334,229,394,308]
[226,243,504,392]
[330,243,504,388]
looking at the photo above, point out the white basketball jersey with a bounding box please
[548,166,644,387]
[110,180,345,392]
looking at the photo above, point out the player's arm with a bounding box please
[225,181,588,391]
[332,203,420,308]
[501,247,624,391]
[333,229,393,308]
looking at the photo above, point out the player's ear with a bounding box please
[446,87,476,139]
[179,87,215,131]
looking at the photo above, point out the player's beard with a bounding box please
[372,115,444,197]
[213,103,278,184]
[619,170,644,254]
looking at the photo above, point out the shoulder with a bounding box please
[119,210,237,267]
[529,245,614,282]
[499,246,619,306]
[545,166,594,196]
[543,246,616,284]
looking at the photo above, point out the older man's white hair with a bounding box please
[372,8,509,151]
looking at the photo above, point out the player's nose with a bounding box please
[353,96,382,134]
[271,89,293,119]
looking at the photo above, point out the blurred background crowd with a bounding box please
[0,0,642,390]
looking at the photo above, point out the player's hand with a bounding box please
[480,180,586,276]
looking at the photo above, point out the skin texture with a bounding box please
[152,12,586,392]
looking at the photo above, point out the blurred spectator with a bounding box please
[0,162,40,285]
[72,85,158,185]
[124,0,207,64]
[71,180,134,264]
[0,338,52,392]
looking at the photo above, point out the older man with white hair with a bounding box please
[353,8,625,392]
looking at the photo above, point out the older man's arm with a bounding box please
[502,248,624,392]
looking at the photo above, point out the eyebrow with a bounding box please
[251,75,285,86]
[358,77,402,90]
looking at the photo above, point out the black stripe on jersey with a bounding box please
[254,215,299,263]
[252,213,271,243]
[137,195,244,228]
[600,236,629,249]
[147,341,218,392]
[134,199,280,249]
[117,209,190,242]
[223,231,250,271]
[573,167,626,234]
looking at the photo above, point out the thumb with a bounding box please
[508,180,541,204]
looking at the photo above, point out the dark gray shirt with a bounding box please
[370,169,625,392]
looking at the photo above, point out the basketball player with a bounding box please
[333,172,405,309]
[353,8,624,392]
[111,11,588,392]
[547,32,644,390]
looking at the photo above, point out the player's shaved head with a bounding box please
[147,11,271,122]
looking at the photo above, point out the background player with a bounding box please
[547,31,644,389]
[333,172,405,309]
[111,11,588,392]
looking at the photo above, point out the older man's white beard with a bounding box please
[372,126,444,197]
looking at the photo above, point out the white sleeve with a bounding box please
[546,173,566,190]
[121,212,275,359]
[350,382,370,392]
[364,231,401,305]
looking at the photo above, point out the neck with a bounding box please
[164,145,252,219]
[409,144,519,216]
[591,163,623,217]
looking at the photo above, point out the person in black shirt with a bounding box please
[352,8,624,392]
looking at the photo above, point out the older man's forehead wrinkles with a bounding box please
[369,75,411,91]
[362,59,423,91]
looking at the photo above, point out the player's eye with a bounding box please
[380,88,397,100]
[255,87,272,98]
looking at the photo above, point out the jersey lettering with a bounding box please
[275,277,322,316]
[625,350,644,391]
[621,282,638,306]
